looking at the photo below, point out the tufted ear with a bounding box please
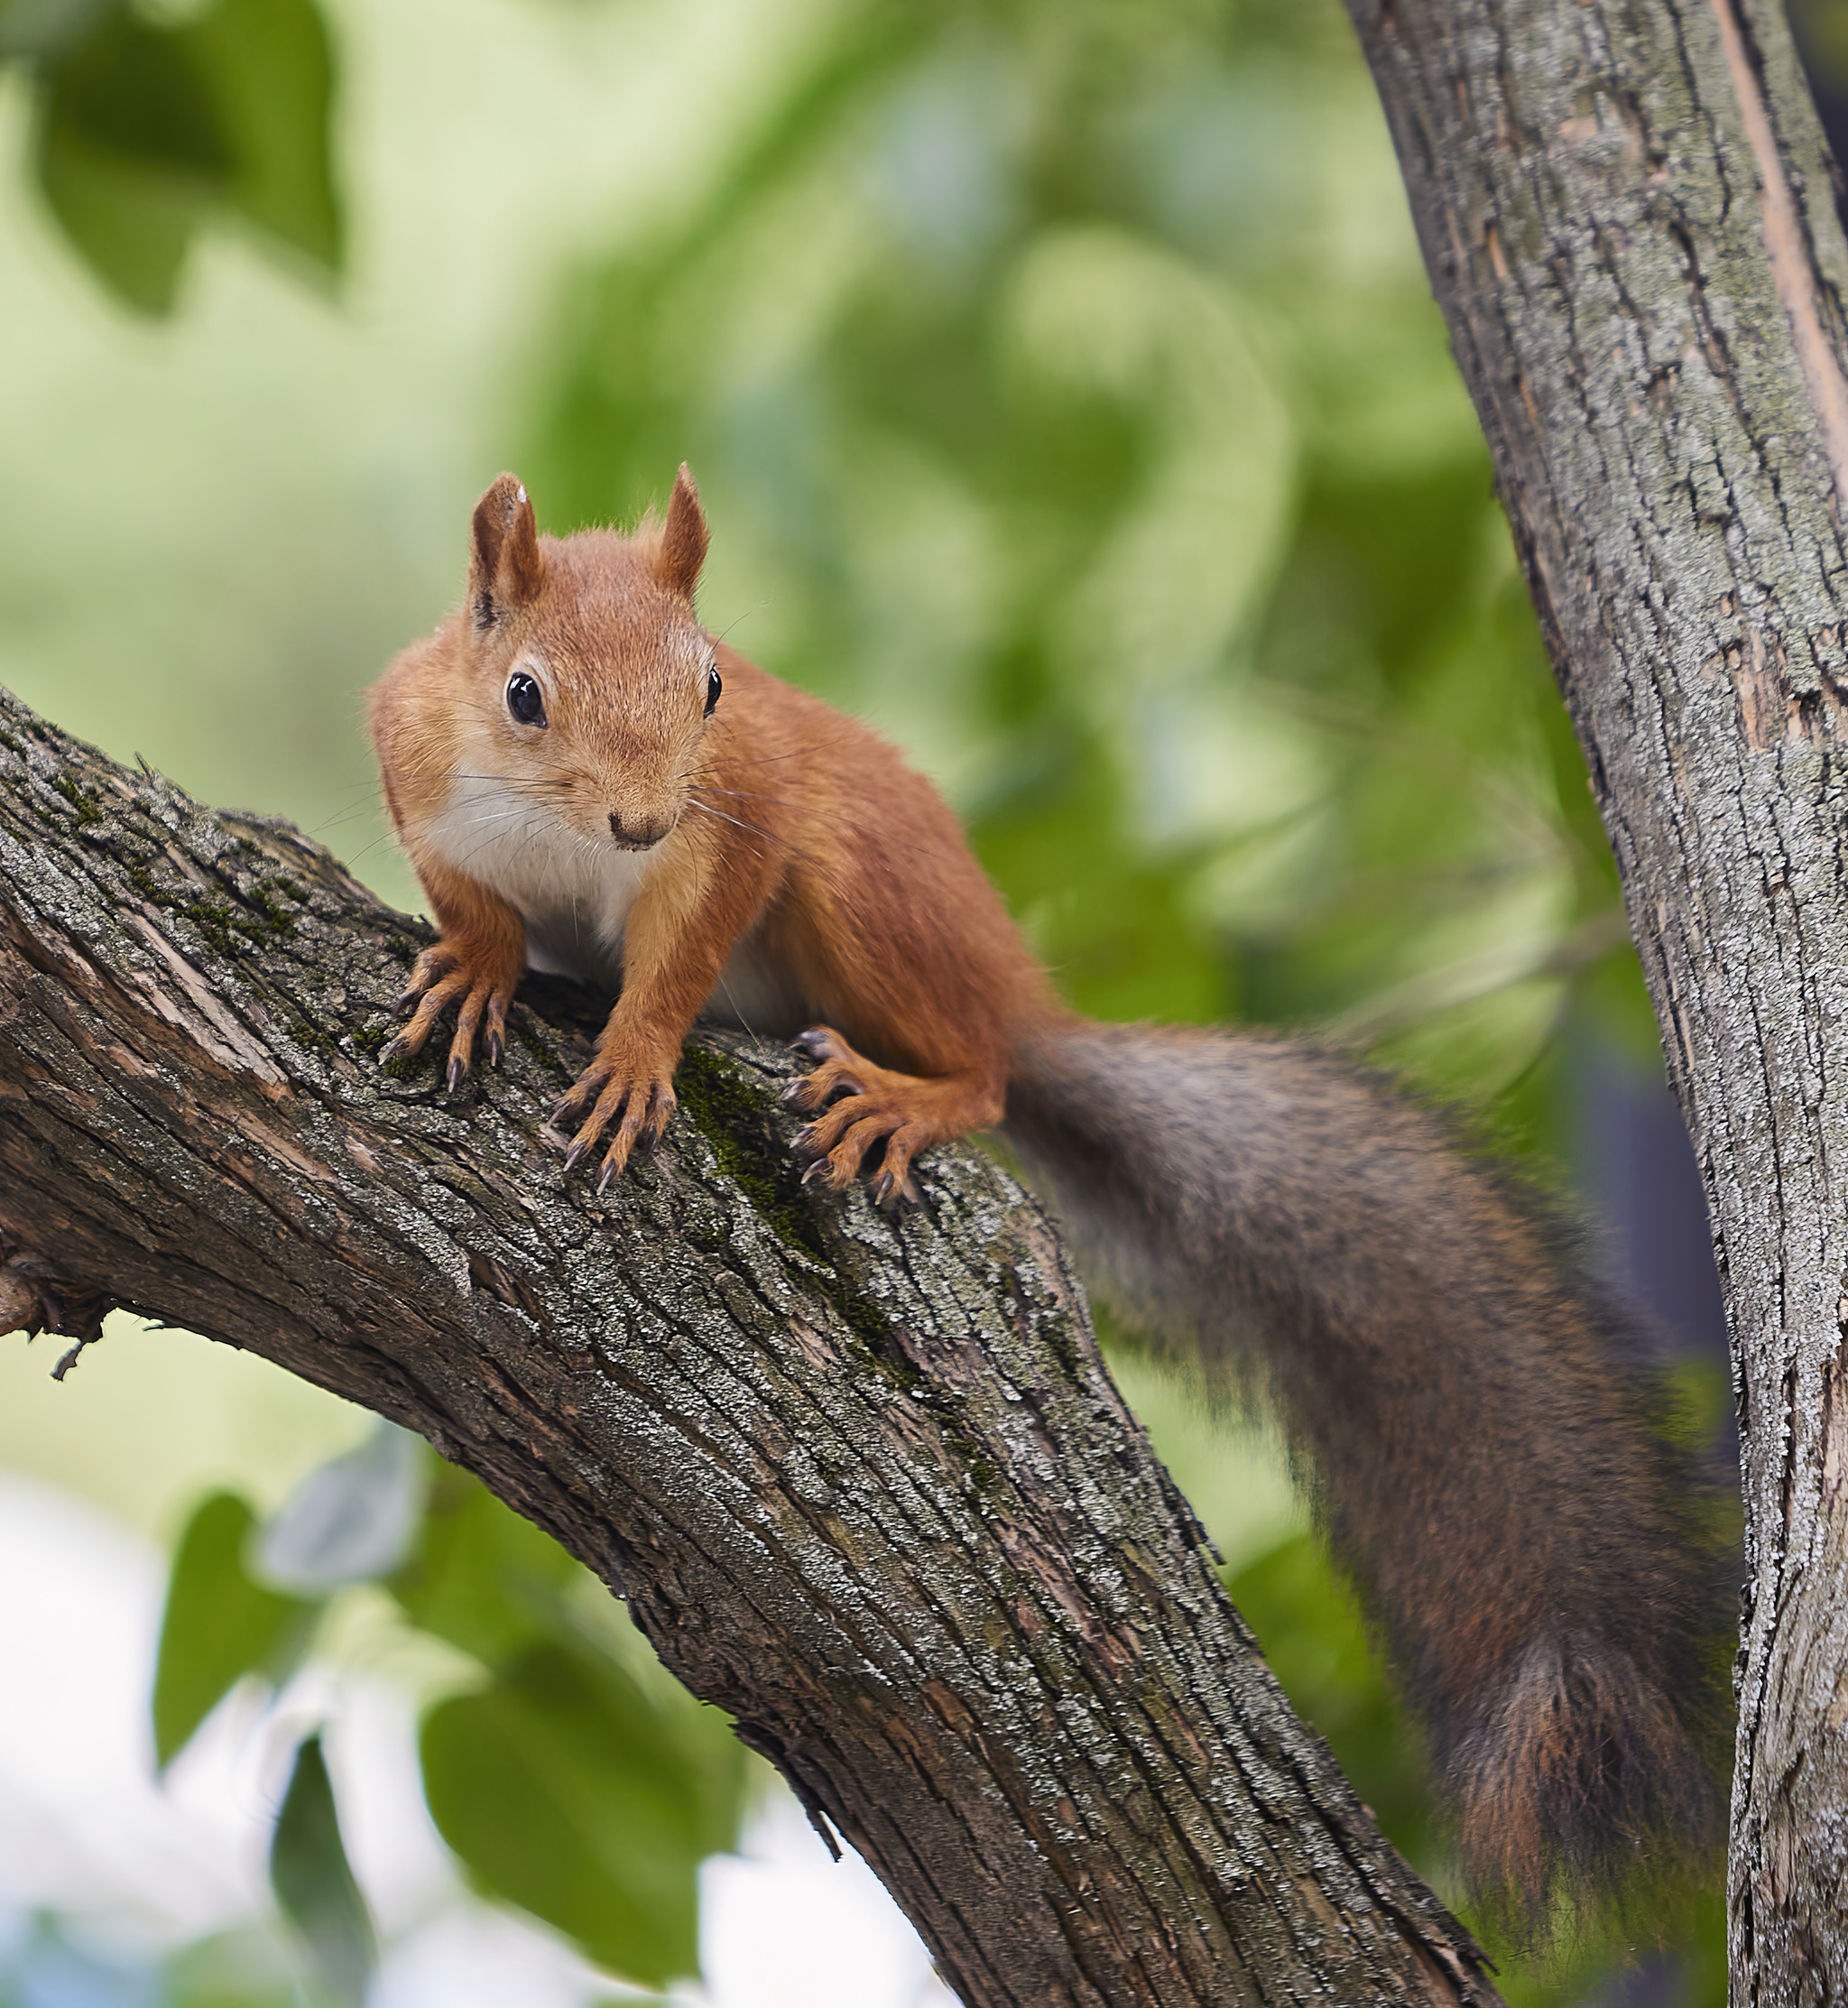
[654,463,709,600]
[467,475,544,629]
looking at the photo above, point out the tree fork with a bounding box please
[1345,0,1848,1998]
[0,689,1495,2005]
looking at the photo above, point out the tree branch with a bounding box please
[1344,0,1848,1996]
[0,686,1496,2006]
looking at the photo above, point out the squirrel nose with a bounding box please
[609,810,669,850]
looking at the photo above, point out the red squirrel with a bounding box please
[370,467,1720,1916]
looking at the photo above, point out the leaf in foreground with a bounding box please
[152,1491,319,1771]
[270,1732,377,2008]
[420,1640,716,1989]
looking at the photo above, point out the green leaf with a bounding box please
[387,1463,578,1668]
[270,1733,377,2008]
[152,1492,319,1770]
[20,0,340,310]
[35,8,230,174]
[257,1421,424,1594]
[158,1924,306,2008]
[184,0,342,275]
[420,1640,714,1988]
[34,112,202,312]
[30,8,230,313]
[0,0,114,64]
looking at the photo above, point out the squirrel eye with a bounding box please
[704,665,722,718]
[506,672,546,727]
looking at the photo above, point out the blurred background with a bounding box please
[0,0,1773,1999]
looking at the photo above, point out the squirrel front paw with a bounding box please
[381,939,520,1088]
[550,1033,679,1190]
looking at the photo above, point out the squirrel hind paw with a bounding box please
[790,1026,852,1063]
[870,1164,924,1210]
[784,1059,866,1112]
[785,1036,996,1206]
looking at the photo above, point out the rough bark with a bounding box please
[0,687,1497,2005]
[1344,1,1848,2000]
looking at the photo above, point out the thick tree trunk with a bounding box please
[0,689,1497,2004]
[1344,0,1848,1999]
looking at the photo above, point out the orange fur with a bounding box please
[368,472,1723,1917]
[369,468,1055,1198]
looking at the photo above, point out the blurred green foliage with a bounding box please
[8,0,1727,1997]
[1,0,339,312]
[152,1490,318,1770]
[270,1735,376,2007]
[152,1457,748,1995]
[421,1643,719,1986]
[1227,1535,1437,1871]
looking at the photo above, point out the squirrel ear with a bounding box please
[468,474,544,628]
[654,463,708,600]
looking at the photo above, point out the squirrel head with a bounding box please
[457,467,720,852]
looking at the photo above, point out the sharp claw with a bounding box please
[380,1035,409,1064]
[393,990,419,1018]
[597,1159,619,1193]
[872,1171,894,1207]
[781,1078,807,1106]
[485,1030,504,1068]
[801,1158,832,1186]
[446,1055,467,1092]
[791,1029,828,1059]
[564,1136,588,1171]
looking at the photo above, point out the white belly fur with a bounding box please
[423,775,811,1032]
[424,776,649,994]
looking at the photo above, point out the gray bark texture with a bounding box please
[1343,0,1848,2000]
[0,686,1501,2005]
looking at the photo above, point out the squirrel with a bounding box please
[369,466,1723,1920]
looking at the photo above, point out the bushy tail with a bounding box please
[1003,1019,1725,1921]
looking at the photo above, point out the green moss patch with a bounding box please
[674,1043,915,1383]
[51,772,102,827]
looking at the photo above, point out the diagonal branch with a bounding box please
[0,685,1495,2006]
